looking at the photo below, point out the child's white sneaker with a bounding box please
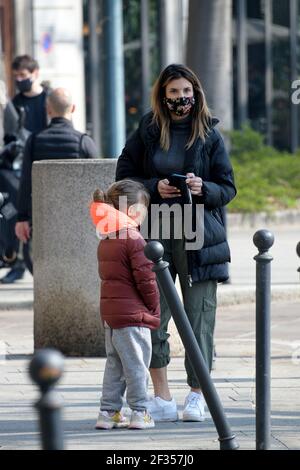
[182,392,206,422]
[95,410,129,430]
[128,410,155,429]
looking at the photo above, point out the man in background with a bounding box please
[0,55,48,283]
[4,54,48,138]
[15,87,97,244]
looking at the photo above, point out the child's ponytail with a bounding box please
[93,180,150,209]
[93,188,106,203]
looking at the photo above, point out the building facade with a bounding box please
[1,0,86,132]
[84,0,299,153]
[1,0,300,153]
[233,0,300,152]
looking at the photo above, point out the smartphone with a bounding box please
[168,173,192,204]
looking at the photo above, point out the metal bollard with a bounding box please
[296,242,300,277]
[144,241,239,451]
[253,230,274,450]
[29,349,65,450]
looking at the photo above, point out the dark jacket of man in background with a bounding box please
[17,116,97,222]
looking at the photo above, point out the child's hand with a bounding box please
[15,221,31,243]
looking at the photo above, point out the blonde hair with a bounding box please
[93,180,150,209]
[151,64,212,151]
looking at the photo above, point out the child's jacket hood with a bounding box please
[90,202,138,237]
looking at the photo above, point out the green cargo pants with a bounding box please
[150,216,217,388]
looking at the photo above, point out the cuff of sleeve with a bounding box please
[145,178,160,200]
[17,214,29,222]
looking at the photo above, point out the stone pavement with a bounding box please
[0,221,299,450]
[0,300,299,451]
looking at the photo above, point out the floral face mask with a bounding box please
[164,96,195,116]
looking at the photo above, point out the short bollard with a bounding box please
[144,241,239,451]
[29,349,64,450]
[296,242,300,277]
[253,230,274,451]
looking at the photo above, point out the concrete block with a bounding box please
[32,159,117,356]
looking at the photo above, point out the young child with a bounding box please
[90,180,160,430]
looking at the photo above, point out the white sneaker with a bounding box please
[128,410,155,429]
[182,392,206,422]
[147,396,179,422]
[95,410,129,430]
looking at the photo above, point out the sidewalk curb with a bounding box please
[228,210,300,228]
[0,300,33,311]
[0,285,299,311]
[217,284,300,306]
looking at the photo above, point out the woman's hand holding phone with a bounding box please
[186,172,203,196]
[158,172,202,199]
[158,179,181,199]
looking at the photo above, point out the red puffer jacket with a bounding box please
[90,202,160,330]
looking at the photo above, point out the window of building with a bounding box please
[123,0,160,136]
[247,0,266,135]
[272,0,291,150]
[123,0,143,136]
[83,0,160,140]
[247,0,264,20]
[232,0,267,133]
[233,0,297,151]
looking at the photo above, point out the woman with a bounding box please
[116,64,236,422]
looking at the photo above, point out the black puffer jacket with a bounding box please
[17,117,97,222]
[116,112,237,283]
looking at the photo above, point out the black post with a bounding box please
[265,0,273,146]
[253,230,274,450]
[296,241,300,277]
[88,0,101,155]
[144,241,239,451]
[236,0,248,127]
[141,0,151,115]
[29,349,64,450]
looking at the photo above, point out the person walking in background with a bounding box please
[15,87,97,245]
[4,54,48,138]
[90,180,160,430]
[1,55,48,283]
[116,64,236,423]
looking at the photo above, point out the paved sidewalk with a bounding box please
[0,301,299,450]
[0,221,299,450]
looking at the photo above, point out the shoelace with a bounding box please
[187,395,202,407]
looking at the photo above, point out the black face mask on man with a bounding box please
[16,78,33,93]
[164,96,195,116]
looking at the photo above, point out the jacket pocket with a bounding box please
[211,208,223,225]
[204,208,226,246]
[129,312,144,323]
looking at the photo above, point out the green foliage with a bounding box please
[227,125,300,213]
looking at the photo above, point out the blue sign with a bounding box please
[41,32,53,53]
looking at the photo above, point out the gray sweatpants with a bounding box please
[100,325,152,412]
